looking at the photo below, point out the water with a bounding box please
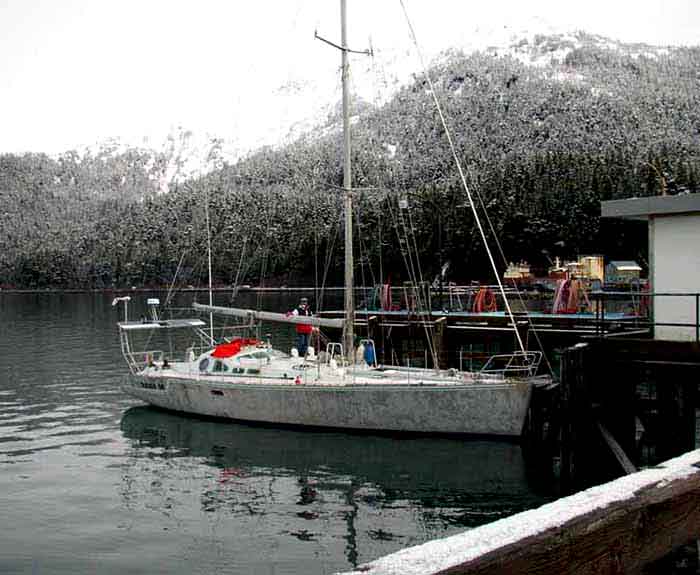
[0,292,553,574]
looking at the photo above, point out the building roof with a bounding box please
[601,192,700,221]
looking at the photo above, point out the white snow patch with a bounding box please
[550,69,586,84]
[384,143,397,159]
[338,449,700,575]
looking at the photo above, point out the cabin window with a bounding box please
[213,360,226,373]
[247,368,260,375]
[252,352,269,359]
[232,367,244,374]
[199,358,210,372]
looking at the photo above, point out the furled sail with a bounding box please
[193,303,345,329]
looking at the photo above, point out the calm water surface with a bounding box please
[0,292,554,574]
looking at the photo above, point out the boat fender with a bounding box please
[294,375,302,385]
[363,343,376,366]
[473,287,497,312]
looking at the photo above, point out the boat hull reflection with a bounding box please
[120,405,547,515]
[120,406,552,570]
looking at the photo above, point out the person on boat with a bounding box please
[289,297,313,357]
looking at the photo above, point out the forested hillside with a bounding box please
[1,34,699,289]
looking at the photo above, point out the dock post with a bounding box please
[599,358,637,471]
[656,372,694,462]
[513,316,529,352]
[432,316,447,370]
[682,379,698,452]
[560,342,591,492]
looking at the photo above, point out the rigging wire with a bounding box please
[353,196,379,311]
[204,183,214,344]
[402,200,439,368]
[366,37,393,293]
[318,189,343,312]
[163,249,188,310]
[354,200,370,309]
[314,194,320,317]
[229,235,249,303]
[385,195,439,368]
[406,196,438,354]
[255,202,275,321]
[364,35,441,367]
[212,232,251,341]
[464,163,556,376]
[399,0,526,355]
[311,185,337,316]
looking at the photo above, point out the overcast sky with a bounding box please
[1,0,698,157]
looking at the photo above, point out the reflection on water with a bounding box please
[0,292,553,574]
[120,406,543,568]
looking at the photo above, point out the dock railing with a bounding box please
[592,290,700,342]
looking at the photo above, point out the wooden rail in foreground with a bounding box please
[338,449,700,575]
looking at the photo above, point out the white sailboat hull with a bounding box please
[122,373,536,437]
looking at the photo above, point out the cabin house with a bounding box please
[601,192,700,341]
[605,260,642,284]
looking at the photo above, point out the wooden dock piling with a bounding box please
[559,343,592,491]
[554,337,700,489]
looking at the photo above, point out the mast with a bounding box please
[315,1,371,362]
[341,0,354,361]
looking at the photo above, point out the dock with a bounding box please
[337,449,700,575]
[328,292,700,575]
[319,303,647,369]
[554,338,700,491]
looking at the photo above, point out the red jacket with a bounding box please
[293,305,313,334]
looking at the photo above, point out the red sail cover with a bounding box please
[211,338,259,358]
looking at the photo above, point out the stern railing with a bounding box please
[479,351,543,378]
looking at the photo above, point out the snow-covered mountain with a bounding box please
[74,28,681,191]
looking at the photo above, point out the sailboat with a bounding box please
[116,1,552,437]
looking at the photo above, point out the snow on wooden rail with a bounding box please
[338,449,700,575]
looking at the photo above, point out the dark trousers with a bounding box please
[297,332,310,356]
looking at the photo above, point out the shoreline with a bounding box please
[0,286,344,294]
